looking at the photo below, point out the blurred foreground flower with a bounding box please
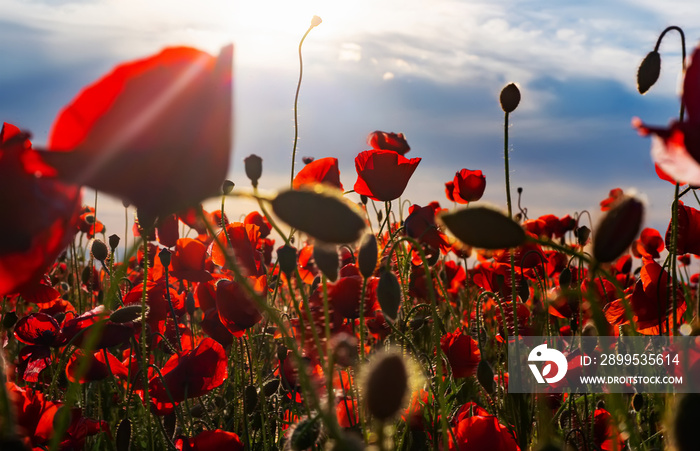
[43,45,233,219]
[0,123,81,296]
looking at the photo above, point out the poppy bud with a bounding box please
[313,244,339,281]
[271,187,367,244]
[364,352,408,420]
[244,385,258,413]
[377,269,402,321]
[357,233,378,279]
[499,83,521,113]
[277,245,297,277]
[186,292,196,316]
[244,154,263,188]
[290,418,321,451]
[360,194,368,205]
[558,267,572,288]
[110,305,144,323]
[576,225,590,246]
[637,50,661,94]
[476,359,495,394]
[90,239,109,262]
[222,179,235,195]
[263,378,280,397]
[632,393,644,412]
[116,418,131,451]
[302,156,315,164]
[277,344,288,362]
[310,15,322,28]
[159,248,172,267]
[439,206,526,250]
[2,310,18,329]
[331,332,358,367]
[674,394,700,451]
[593,196,644,263]
[108,234,120,251]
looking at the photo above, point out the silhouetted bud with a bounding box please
[2,310,18,329]
[364,352,408,420]
[244,385,258,413]
[377,270,402,321]
[313,244,339,281]
[357,233,378,279]
[675,394,700,451]
[186,292,196,316]
[476,359,495,394]
[360,194,368,205]
[559,267,572,288]
[110,305,144,324]
[632,393,644,412]
[90,239,109,262]
[277,245,297,277]
[302,156,315,164]
[576,226,590,246]
[499,83,521,113]
[108,234,120,251]
[277,344,288,362]
[637,51,661,94]
[244,154,263,188]
[593,196,644,263]
[222,179,235,195]
[263,378,280,397]
[159,248,171,267]
[116,418,131,451]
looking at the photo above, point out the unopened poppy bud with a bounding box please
[277,245,297,277]
[116,419,131,451]
[360,194,368,205]
[263,378,280,397]
[357,233,378,279]
[377,269,402,321]
[302,156,315,164]
[313,244,339,281]
[186,292,196,316]
[576,225,591,246]
[558,267,572,287]
[110,305,144,323]
[159,248,172,267]
[593,196,644,263]
[291,418,321,451]
[476,359,495,394]
[499,83,521,113]
[310,15,322,28]
[632,393,644,412]
[277,344,288,362]
[377,210,383,223]
[222,179,235,195]
[2,310,18,329]
[91,239,109,262]
[364,352,408,420]
[674,394,700,451]
[637,50,661,95]
[244,154,263,188]
[108,234,120,251]
[244,385,258,413]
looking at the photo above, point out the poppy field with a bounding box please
[3,16,700,451]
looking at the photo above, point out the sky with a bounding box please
[2,0,700,249]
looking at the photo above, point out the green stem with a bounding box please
[289,25,315,188]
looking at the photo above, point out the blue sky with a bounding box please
[2,0,700,242]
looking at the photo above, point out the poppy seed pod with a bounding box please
[364,352,408,420]
[593,196,644,263]
[313,244,339,282]
[637,50,661,95]
[90,239,109,262]
[357,233,378,279]
[244,154,263,188]
[377,269,402,321]
[499,83,521,113]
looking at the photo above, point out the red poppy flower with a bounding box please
[170,238,213,282]
[448,403,520,451]
[666,201,700,256]
[156,214,180,248]
[76,206,105,238]
[592,408,625,451]
[440,329,480,378]
[292,157,343,190]
[0,123,81,296]
[215,277,265,336]
[445,169,486,204]
[404,202,450,252]
[211,222,264,276]
[175,430,244,451]
[353,149,421,202]
[66,350,129,383]
[43,45,233,218]
[244,211,272,239]
[600,188,623,211]
[634,45,700,184]
[367,130,410,155]
[632,227,664,259]
[149,337,228,413]
[14,312,65,382]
